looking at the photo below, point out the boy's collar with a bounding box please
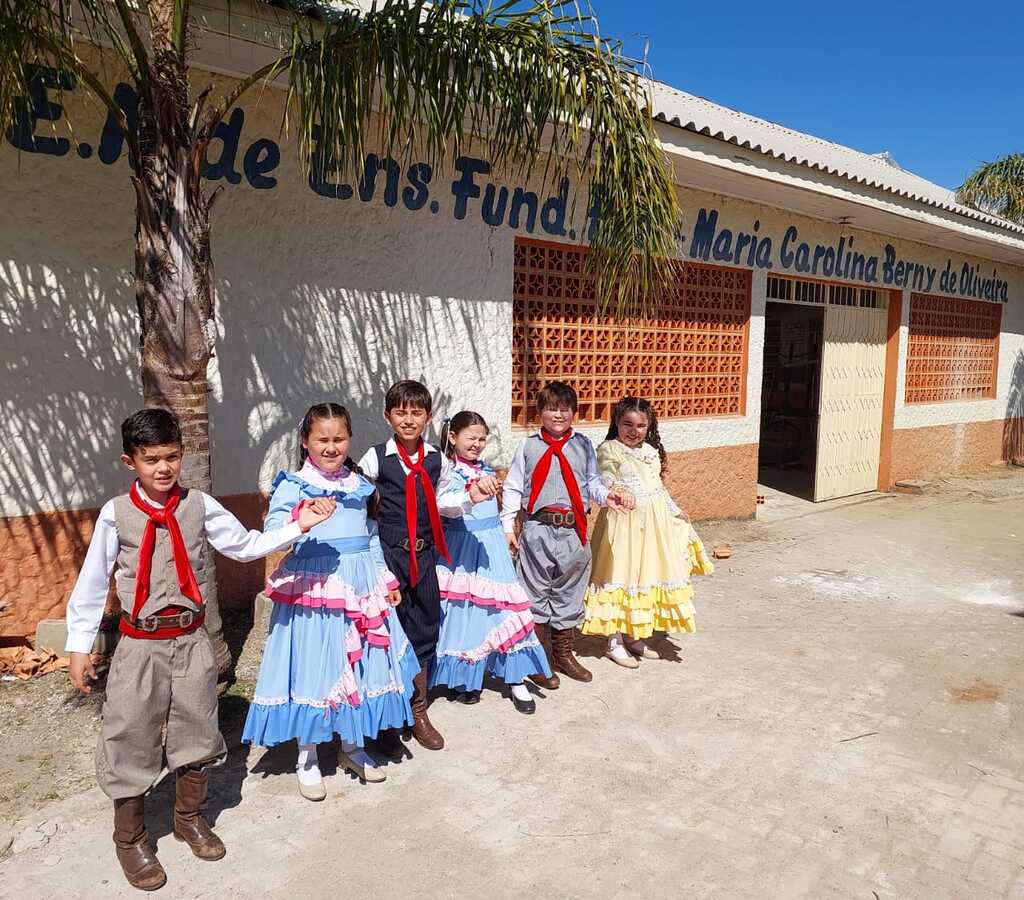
[132,480,181,508]
[385,436,438,457]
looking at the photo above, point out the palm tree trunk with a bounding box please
[132,57,231,672]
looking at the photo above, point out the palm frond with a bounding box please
[956,153,1024,224]
[286,0,680,311]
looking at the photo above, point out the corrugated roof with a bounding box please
[648,81,1024,237]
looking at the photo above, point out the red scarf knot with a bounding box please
[394,441,451,584]
[526,430,588,545]
[128,482,204,619]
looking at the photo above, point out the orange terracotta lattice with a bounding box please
[512,239,751,426]
[905,294,1001,404]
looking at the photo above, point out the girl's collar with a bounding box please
[300,458,358,491]
[455,455,483,469]
[615,439,658,461]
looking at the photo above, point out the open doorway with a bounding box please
[758,301,823,500]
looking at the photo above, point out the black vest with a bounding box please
[374,443,443,542]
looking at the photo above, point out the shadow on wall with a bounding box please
[1005,350,1024,466]
[0,239,507,633]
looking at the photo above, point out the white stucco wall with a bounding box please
[2,55,1022,518]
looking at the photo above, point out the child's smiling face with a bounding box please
[122,443,183,500]
[539,403,574,437]
[303,416,351,473]
[616,410,650,448]
[449,423,489,461]
[386,404,431,447]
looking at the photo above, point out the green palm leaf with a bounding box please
[956,153,1024,224]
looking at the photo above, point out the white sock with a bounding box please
[608,634,631,661]
[296,743,322,786]
[510,683,531,702]
[341,741,377,769]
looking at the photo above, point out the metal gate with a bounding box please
[813,304,888,501]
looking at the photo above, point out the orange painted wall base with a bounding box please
[663,443,759,521]
[889,417,1023,485]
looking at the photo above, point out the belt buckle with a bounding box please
[551,512,565,527]
[141,615,160,633]
[179,610,194,629]
[415,538,426,552]
[565,512,576,526]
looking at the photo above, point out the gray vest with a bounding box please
[113,489,208,617]
[522,433,593,511]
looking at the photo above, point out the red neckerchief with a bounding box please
[128,482,203,618]
[526,430,588,545]
[394,440,451,584]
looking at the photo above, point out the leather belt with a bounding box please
[119,608,205,640]
[530,507,577,528]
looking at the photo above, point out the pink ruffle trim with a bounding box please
[436,570,531,612]
[267,569,400,651]
[437,610,538,662]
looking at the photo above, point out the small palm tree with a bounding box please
[956,153,1024,224]
[0,0,680,495]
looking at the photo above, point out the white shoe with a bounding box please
[296,772,326,801]
[626,639,659,660]
[606,637,640,669]
[339,748,387,784]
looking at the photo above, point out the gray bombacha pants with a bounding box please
[515,520,592,630]
[96,628,226,800]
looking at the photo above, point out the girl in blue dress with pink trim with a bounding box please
[242,403,418,800]
[432,411,552,714]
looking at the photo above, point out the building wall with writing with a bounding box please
[2,54,1023,526]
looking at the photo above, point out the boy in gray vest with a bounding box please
[66,409,332,891]
[501,382,633,686]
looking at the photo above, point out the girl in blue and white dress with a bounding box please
[432,411,552,714]
[242,403,418,800]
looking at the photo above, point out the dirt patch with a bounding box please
[951,681,1001,702]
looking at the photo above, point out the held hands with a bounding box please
[468,475,500,504]
[607,489,636,513]
[296,497,336,532]
[387,588,402,607]
[676,509,691,522]
[69,651,97,694]
[505,531,519,557]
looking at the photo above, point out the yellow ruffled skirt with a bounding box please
[583,504,712,640]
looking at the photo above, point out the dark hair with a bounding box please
[122,408,182,456]
[537,380,578,413]
[297,402,360,472]
[438,411,490,460]
[605,396,668,479]
[385,380,433,415]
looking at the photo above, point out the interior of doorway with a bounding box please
[758,301,823,501]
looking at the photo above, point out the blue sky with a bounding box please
[587,0,1023,190]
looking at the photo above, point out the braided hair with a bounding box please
[605,396,668,480]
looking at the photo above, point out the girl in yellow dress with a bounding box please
[582,397,713,667]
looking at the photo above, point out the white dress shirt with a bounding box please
[356,438,475,516]
[65,486,303,654]
[499,431,612,534]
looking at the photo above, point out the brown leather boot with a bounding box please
[551,627,593,683]
[410,670,444,750]
[113,796,166,891]
[173,766,226,861]
[527,623,560,690]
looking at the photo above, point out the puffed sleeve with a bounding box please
[264,474,302,532]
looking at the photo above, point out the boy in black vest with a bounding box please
[66,409,332,891]
[358,380,493,751]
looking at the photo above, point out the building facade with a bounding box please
[2,3,1022,638]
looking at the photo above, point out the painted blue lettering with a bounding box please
[540,178,569,236]
[689,208,718,261]
[482,184,508,226]
[243,138,279,190]
[779,225,798,268]
[5,64,73,155]
[98,82,139,166]
[307,126,353,200]
[402,163,432,210]
[451,156,489,220]
[509,187,538,233]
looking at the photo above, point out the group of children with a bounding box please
[65,380,710,891]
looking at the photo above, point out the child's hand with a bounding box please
[387,588,402,607]
[69,652,97,694]
[468,481,494,504]
[297,497,336,532]
[474,475,501,497]
[505,532,519,556]
[607,489,635,512]
[676,509,691,522]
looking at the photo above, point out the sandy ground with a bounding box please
[1,468,1023,898]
